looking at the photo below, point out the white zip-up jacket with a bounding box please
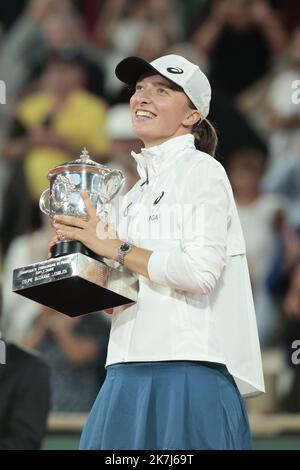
[106,134,265,398]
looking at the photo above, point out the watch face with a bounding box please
[121,243,131,252]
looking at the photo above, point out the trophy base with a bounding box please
[12,253,138,317]
[51,240,104,263]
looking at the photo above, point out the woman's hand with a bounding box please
[52,191,121,260]
[48,234,60,258]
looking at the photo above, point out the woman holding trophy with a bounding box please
[50,54,265,450]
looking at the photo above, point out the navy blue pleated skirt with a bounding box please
[79,361,252,450]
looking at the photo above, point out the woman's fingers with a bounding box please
[49,193,103,253]
[48,235,59,258]
[52,194,97,230]
[53,214,86,228]
[48,235,59,248]
[56,227,83,243]
[56,226,95,248]
[81,190,97,218]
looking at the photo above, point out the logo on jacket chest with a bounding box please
[149,191,165,221]
[123,202,133,217]
[153,191,165,205]
[123,191,165,221]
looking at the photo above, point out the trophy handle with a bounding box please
[39,188,51,215]
[101,170,125,202]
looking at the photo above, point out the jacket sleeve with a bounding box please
[147,160,231,294]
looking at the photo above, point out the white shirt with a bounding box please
[106,134,265,398]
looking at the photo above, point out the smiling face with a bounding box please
[129,73,200,148]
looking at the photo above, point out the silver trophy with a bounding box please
[12,148,138,316]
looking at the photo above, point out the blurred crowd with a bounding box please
[0,0,300,448]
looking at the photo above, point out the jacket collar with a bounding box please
[131,134,195,182]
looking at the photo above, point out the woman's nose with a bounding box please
[134,89,152,104]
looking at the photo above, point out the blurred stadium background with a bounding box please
[0,0,300,450]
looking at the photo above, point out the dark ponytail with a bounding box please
[192,118,218,157]
[186,97,218,156]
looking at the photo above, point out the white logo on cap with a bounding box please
[167,67,184,74]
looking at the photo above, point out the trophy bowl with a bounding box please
[40,147,124,218]
[12,148,138,316]
[39,147,125,259]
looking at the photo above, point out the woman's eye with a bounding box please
[157,88,167,94]
[135,84,143,91]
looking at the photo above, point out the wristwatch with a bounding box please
[117,242,134,265]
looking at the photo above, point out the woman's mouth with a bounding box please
[135,110,156,120]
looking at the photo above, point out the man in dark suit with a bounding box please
[0,290,51,449]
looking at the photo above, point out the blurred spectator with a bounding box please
[167,40,268,164]
[0,289,51,450]
[0,0,102,148]
[95,0,182,51]
[209,88,267,165]
[1,208,110,413]
[1,51,109,254]
[262,135,300,226]
[40,2,84,50]
[265,26,300,164]
[0,0,85,131]
[267,224,300,301]
[1,216,54,345]
[95,0,179,99]
[0,0,26,31]
[106,104,140,194]
[134,23,170,67]
[23,309,110,412]
[167,41,209,74]
[0,0,102,227]
[0,343,51,449]
[74,0,103,38]
[192,0,288,97]
[227,147,286,347]
[101,20,171,100]
[277,0,300,33]
[278,261,300,412]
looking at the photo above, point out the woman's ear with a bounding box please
[182,110,201,127]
